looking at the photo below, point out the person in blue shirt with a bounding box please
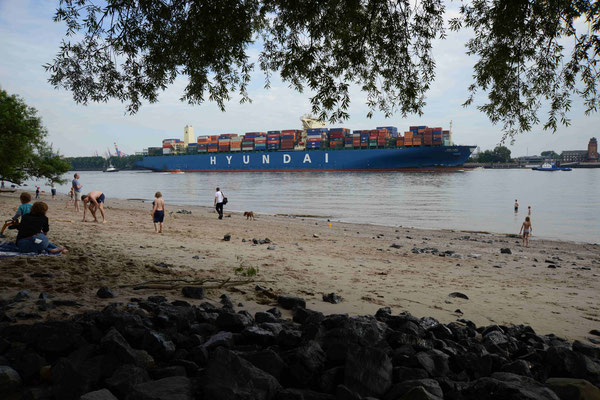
[0,192,32,237]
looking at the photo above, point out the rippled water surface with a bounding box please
[25,168,600,242]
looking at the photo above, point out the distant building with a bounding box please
[560,150,588,163]
[515,155,545,164]
[588,137,598,161]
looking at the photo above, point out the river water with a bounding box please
[24,168,600,243]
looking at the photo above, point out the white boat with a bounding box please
[104,163,119,173]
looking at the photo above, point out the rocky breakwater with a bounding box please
[0,294,599,400]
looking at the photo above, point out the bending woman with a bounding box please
[16,202,67,254]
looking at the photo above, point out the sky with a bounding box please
[0,0,597,158]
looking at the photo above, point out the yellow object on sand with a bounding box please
[328,223,332,227]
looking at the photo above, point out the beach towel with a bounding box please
[0,240,61,258]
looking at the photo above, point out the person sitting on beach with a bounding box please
[152,192,165,233]
[519,216,533,248]
[1,192,33,237]
[81,191,106,223]
[16,201,67,254]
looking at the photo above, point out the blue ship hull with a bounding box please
[136,146,476,172]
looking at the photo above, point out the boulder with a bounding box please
[397,386,443,400]
[181,286,204,300]
[545,377,600,400]
[344,346,392,397]
[411,350,449,377]
[278,296,306,310]
[128,376,193,400]
[463,373,560,400]
[142,330,176,360]
[215,311,253,333]
[322,293,342,304]
[0,365,22,395]
[80,388,119,400]
[384,379,443,400]
[203,331,234,350]
[202,347,281,400]
[96,287,115,299]
[105,364,150,398]
[283,341,326,388]
[240,349,287,381]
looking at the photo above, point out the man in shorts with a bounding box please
[81,191,106,223]
[72,173,83,212]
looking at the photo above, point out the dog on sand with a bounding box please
[243,211,255,220]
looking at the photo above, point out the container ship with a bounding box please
[136,115,476,172]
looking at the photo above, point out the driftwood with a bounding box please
[118,277,276,291]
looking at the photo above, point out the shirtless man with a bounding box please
[81,191,106,223]
[152,191,165,233]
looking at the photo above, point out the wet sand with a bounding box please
[0,191,599,342]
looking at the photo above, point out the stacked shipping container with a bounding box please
[155,124,451,155]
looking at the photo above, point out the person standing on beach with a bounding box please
[519,216,533,248]
[35,187,40,199]
[514,199,519,212]
[50,182,57,200]
[152,192,165,233]
[72,173,82,212]
[214,187,225,220]
[528,206,531,216]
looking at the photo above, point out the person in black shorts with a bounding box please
[81,191,106,223]
[152,191,165,233]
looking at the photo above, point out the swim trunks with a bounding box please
[523,230,530,234]
[97,193,105,203]
[153,210,164,223]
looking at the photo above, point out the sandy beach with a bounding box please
[0,190,599,342]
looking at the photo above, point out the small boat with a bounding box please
[104,163,119,173]
[532,162,571,171]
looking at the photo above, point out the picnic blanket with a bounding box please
[0,240,60,258]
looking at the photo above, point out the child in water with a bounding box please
[519,216,533,248]
[152,192,165,233]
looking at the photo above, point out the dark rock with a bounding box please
[545,377,600,400]
[322,293,343,304]
[242,326,276,346]
[267,307,282,318]
[100,327,154,368]
[30,272,53,278]
[276,388,335,400]
[384,379,443,400]
[203,331,234,350]
[255,311,279,323]
[283,341,326,388]
[278,295,306,310]
[335,385,361,400]
[148,295,168,304]
[546,346,600,384]
[278,328,303,348]
[171,300,191,308]
[216,311,253,333]
[80,388,119,400]
[572,340,600,360]
[202,347,281,400]
[220,294,234,309]
[223,234,231,241]
[128,376,193,400]
[14,290,31,301]
[181,286,204,299]
[142,330,176,360]
[172,359,199,376]
[11,351,46,382]
[96,287,115,299]
[38,292,49,299]
[448,292,469,300]
[398,386,443,399]
[105,364,150,398]
[51,300,82,307]
[500,248,512,254]
[392,366,429,382]
[0,365,21,395]
[150,365,187,380]
[344,346,392,397]
[412,349,450,377]
[390,244,402,249]
[318,367,344,393]
[240,349,287,381]
[293,308,324,325]
[590,329,600,337]
[464,373,560,400]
